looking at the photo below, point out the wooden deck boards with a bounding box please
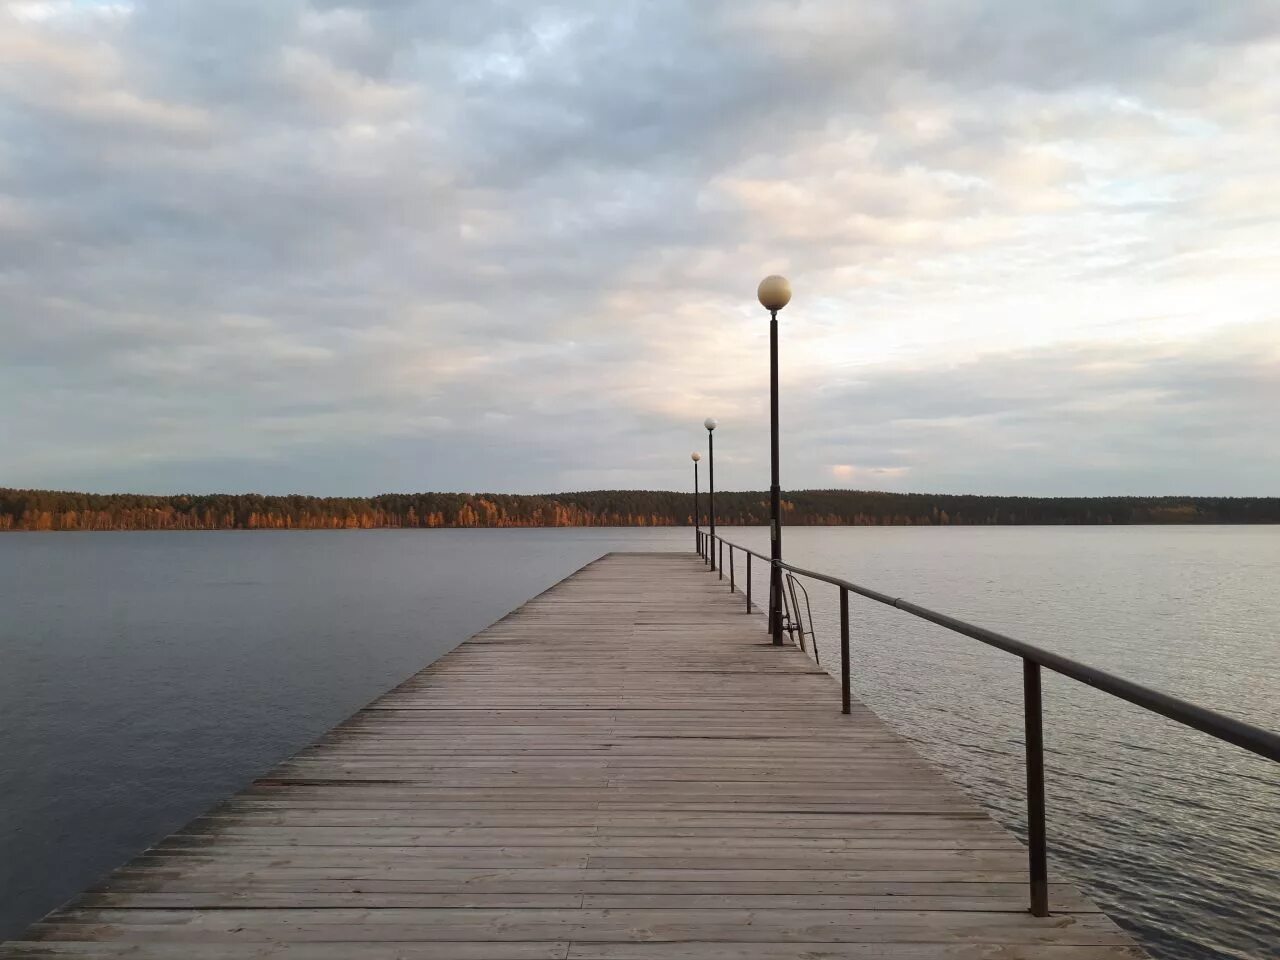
[2,551,1149,959]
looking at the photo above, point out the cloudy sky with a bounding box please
[3,1,1277,497]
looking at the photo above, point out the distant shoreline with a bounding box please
[4,487,1277,531]
[3,523,1276,533]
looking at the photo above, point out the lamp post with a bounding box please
[691,451,702,554]
[758,275,791,646]
[705,417,717,570]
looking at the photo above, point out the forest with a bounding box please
[2,488,1277,531]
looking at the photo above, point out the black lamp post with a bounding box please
[705,417,717,570]
[691,451,702,554]
[758,275,791,646]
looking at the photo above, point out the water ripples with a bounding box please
[729,525,1280,960]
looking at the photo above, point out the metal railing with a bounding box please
[695,528,1280,918]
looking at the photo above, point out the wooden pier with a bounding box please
[3,552,1148,959]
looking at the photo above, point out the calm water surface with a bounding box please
[726,525,1279,960]
[0,527,1276,959]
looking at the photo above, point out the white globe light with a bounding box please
[758,274,792,312]
[691,451,701,462]
[704,417,717,431]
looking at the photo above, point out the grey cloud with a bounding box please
[788,334,1279,496]
[2,1,1277,496]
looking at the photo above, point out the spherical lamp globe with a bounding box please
[704,417,718,431]
[758,275,791,312]
[691,451,701,462]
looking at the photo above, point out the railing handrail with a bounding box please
[705,531,1280,764]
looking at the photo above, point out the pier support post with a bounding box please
[1023,659,1050,917]
[840,587,851,715]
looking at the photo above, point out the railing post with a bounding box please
[768,568,776,638]
[746,553,752,612]
[840,587,850,715]
[1023,659,1049,917]
[729,548,735,593]
[719,540,724,580]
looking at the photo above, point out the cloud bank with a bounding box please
[3,1,1277,495]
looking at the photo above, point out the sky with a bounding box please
[2,0,1277,497]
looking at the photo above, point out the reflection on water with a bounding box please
[1,526,1276,959]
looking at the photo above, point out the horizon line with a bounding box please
[4,486,1277,502]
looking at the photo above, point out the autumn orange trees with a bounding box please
[2,488,1277,531]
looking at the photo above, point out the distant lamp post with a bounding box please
[758,274,791,646]
[691,451,702,554]
[705,417,717,570]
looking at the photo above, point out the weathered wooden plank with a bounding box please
[75,892,1100,913]
[564,948,1147,960]
[99,866,1057,884]
[0,945,1145,960]
[24,907,1134,943]
[0,552,1149,960]
[83,880,1095,908]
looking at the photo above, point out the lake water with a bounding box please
[0,527,1276,958]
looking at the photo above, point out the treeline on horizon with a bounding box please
[2,487,1278,531]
